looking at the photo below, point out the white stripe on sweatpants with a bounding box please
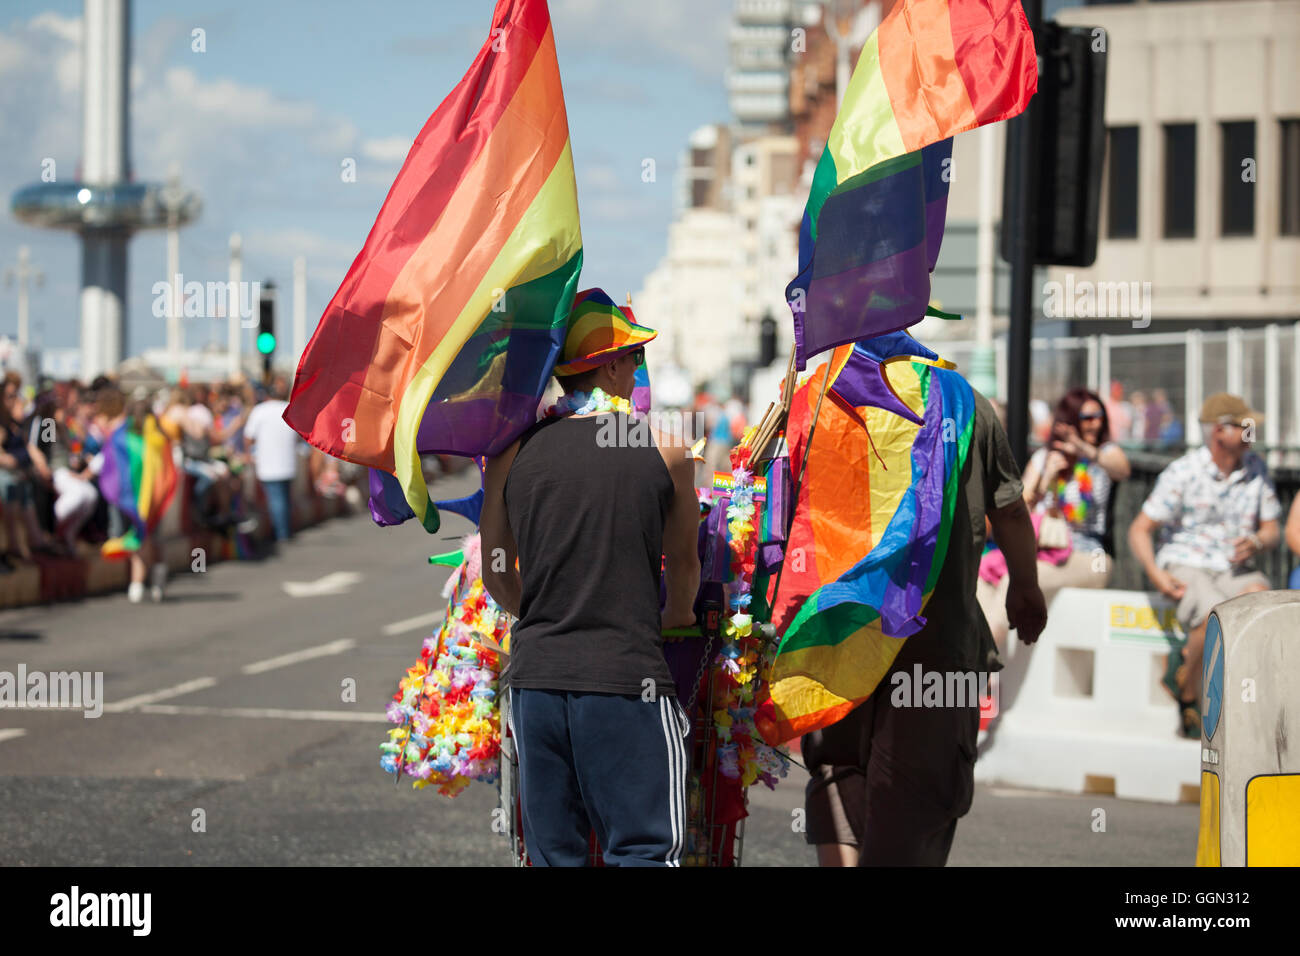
[658,695,687,867]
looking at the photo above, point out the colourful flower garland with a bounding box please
[1053,461,1093,526]
[543,386,634,419]
[712,429,791,790]
[380,550,511,796]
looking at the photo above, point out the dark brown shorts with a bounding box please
[803,641,981,866]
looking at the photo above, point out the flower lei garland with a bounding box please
[380,560,511,796]
[712,429,791,790]
[543,386,634,419]
[1053,461,1093,526]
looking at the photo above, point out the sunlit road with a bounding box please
[0,467,1196,866]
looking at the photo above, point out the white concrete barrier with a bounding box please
[1196,591,1300,866]
[975,587,1201,803]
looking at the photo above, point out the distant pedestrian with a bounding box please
[243,380,302,542]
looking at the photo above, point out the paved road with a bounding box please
[0,467,1198,866]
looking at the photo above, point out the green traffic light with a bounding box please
[256,332,276,355]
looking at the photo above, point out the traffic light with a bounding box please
[1001,22,1108,267]
[257,280,276,376]
[759,312,777,367]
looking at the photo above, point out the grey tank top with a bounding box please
[502,412,676,697]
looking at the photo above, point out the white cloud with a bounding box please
[551,0,731,74]
[361,136,413,163]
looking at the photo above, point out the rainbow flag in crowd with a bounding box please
[285,0,583,532]
[99,416,178,559]
[756,332,975,744]
[789,0,1037,369]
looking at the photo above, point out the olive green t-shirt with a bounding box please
[911,390,1024,672]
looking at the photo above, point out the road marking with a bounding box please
[0,728,27,743]
[281,571,363,598]
[381,610,446,636]
[103,677,218,713]
[139,704,386,723]
[242,638,357,675]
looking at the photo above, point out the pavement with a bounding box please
[0,466,1200,866]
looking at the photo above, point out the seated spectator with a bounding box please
[1128,393,1280,738]
[0,376,62,566]
[978,387,1130,647]
[28,387,98,554]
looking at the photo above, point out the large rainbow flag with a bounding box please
[756,332,975,744]
[99,416,178,560]
[788,0,1037,369]
[284,0,583,532]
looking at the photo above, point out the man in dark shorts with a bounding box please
[803,390,1047,866]
[480,290,701,866]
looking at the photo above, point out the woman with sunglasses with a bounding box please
[978,387,1130,647]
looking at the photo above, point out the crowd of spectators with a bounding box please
[0,369,364,597]
[985,387,1297,738]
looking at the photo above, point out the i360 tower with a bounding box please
[11,0,199,381]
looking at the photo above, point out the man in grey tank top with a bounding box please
[481,291,701,866]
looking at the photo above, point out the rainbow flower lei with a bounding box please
[380,555,511,796]
[712,429,791,790]
[1054,461,1093,526]
[543,386,634,419]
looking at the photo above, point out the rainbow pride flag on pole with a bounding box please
[788,0,1037,369]
[756,332,975,744]
[99,416,178,560]
[285,0,583,532]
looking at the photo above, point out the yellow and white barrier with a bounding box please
[1196,591,1300,866]
[975,588,1201,803]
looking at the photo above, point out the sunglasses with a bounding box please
[1078,412,1103,421]
[628,346,646,366]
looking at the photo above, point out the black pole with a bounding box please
[1006,0,1043,469]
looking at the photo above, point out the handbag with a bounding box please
[1036,511,1072,550]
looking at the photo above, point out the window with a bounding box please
[1280,118,1299,236]
[1221,121,1256,236]
[1163,124,1196,238]
[1106,126,1138,239]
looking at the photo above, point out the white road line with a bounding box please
[381,610,446,636]
[241,638,357,675]
[138,704,386,723]
[103,677,218,714]
[0,728,27,743]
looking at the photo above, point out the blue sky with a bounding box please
[0,0,733,360]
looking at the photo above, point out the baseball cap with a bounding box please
[552,288,657,376]
[1199,392,1260,426]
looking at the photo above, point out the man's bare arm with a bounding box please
[661,447,701,631]
[480,442,522,618]
[987,497,1047,644]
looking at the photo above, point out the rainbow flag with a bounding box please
[99,416,178,559]
[285,0,583,532]
[788,0,1036,369]
[756,332,975,744]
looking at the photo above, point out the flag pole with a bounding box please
[761,354,832,638]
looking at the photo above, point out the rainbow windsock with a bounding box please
[99,416,178,559]
[284,0,583,532]
[788,0,1037,369]
[756,332,975,744]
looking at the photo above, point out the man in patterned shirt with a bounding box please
[1128,393,1281,737]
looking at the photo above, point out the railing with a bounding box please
[936,323,1300,453]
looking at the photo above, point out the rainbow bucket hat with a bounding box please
[553,288,657,376]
